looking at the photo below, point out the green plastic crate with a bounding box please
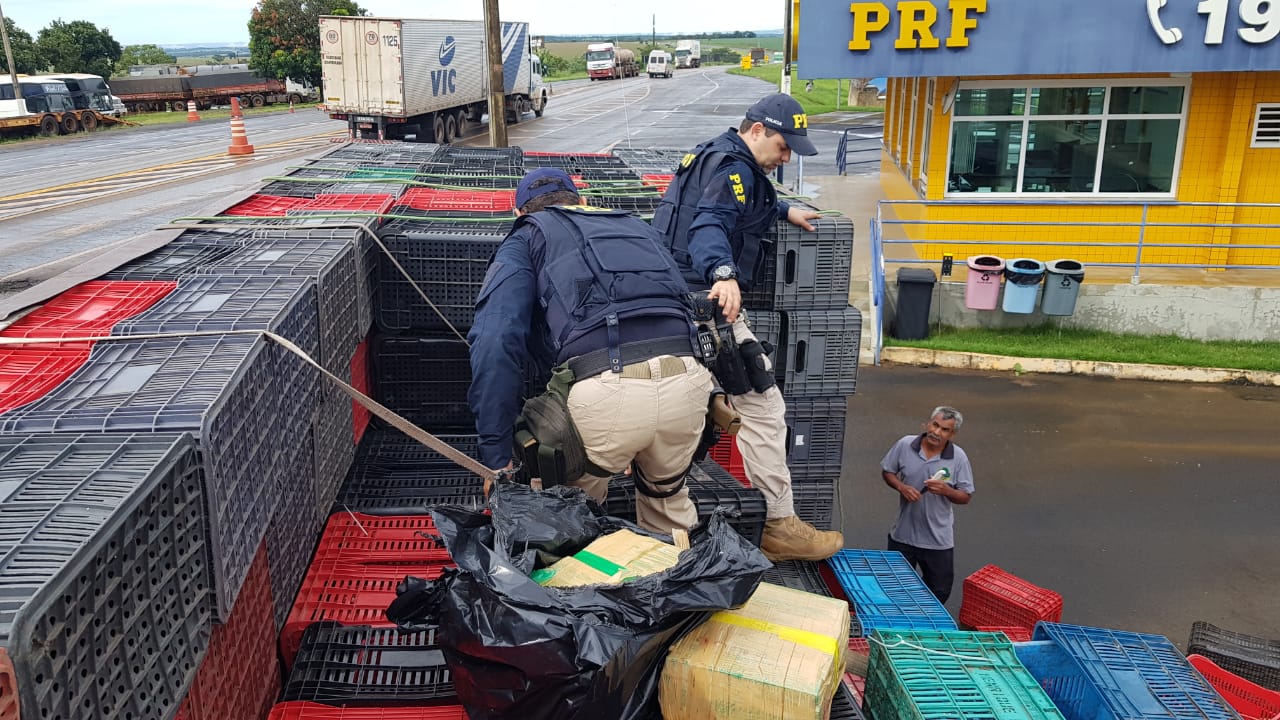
[865,629,1065,720]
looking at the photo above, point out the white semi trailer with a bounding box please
[320,16,549,142]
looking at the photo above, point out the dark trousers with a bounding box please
[887,535,955,605]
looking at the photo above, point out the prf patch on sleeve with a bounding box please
[728,173,746,204]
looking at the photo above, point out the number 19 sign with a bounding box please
[1147,0,1279,45]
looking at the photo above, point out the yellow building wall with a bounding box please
[879,72,1280,269]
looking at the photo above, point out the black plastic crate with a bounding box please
[378,208,515,238]
[0,433,210,720]
[437,145,523,164]
[777,308,861,397]
[612,148,687,174]
[115,275,321,369]
[376,228,505,333]
[252,226,375,348]
[102,241,243,281]
[793,478,837,531]
[349,430,480,476]
[1188,621,1280,691]
[171,227,258,245]
[689,461,767,546]
[284,167,354,180]
[199,233,360,383]
[325,181,409,197]
[763,560,836,598]
[0,335,304,622]
[267,429,325,632]
[326,143,441,163]
[585,193,662,215]
[741,216,855,310]
[743,309,785,377]
[282,623,453,704]
[337,431,484,512]
[417,167,520,189]
[313,384,356,517]
[371,334,473,430]
[831,681,866,720]
[258,180,331,198]
[786,397,848,483]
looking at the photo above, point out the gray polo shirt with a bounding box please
[881,433,975,550]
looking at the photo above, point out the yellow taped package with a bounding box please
[531,529,681,587]
[660,582,851,720]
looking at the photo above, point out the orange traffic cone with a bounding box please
[289,100,295,113]
[227,98,254,156]
[186,101,200,122]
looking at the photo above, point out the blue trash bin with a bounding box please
[1002,259,1045,314]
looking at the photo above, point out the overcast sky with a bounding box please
[4,0,785,45]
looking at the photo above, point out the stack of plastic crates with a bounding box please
[0,433,210,720]
[1189,622,1280,692]
[100,228,256,281]
[334,430,484,513]
[266,702,468,719]
[865,629,1065,720]
[959,564,1065,641]
[603,460,767,546]
[1017,622,1241,720]
[826,550,957,636]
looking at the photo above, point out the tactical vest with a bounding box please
[517,205,695,359]
[651,131,778,290]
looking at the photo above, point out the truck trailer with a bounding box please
[586,42,638,80]
[108,73,301,113]
[320,16,549,142]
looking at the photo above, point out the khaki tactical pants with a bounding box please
[565,355,713,533]
[730,312,795,520]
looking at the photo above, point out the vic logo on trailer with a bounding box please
[433,36,458,96]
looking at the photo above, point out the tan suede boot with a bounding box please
[759,515,844,562]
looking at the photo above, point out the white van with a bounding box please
[647,51,672,79]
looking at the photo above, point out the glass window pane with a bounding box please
[953,88,1026,116]
[949,121,1024,193]
[1109,86,1185,114]
[1031,87,1105,115]
[1022,120,1101,192]
[1100,119,1180,192]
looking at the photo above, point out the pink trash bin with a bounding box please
[965,255,1005,310]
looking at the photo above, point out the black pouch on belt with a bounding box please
[512,365,608,488]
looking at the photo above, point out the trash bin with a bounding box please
[964,255,1005,310]
[1041,259,1085,316]
[893,267,937,340]
[1001,259,1045,314]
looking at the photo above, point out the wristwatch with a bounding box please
[712,265,738,282]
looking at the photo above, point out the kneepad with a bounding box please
[738,339,776,393]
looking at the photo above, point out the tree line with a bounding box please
[1,17,181,78]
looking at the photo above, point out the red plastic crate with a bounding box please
[268,701,468,719]
[183,542,280,720]
[280,561,448,668]
[641,173,673,193]
[1190,654,1280,720]
[974,625,1034,642]
[842,672,866,708]
[2,280,177,342]
[314,512,451,565]
[0,346,92,414]
[224,194,310,217]
[568,175,590,188]
[399,187,515,212]
[849,637,871,655]
[707,439,750,487]
[349,337,370,444]
[959,564,1063,633]
[299,193,396,215]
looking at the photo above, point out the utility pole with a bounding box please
[0,1,23,101]
[482,0,508,147]
[780,0,793,95]
[652,15,655,48]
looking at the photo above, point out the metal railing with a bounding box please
[869,198,1280,364]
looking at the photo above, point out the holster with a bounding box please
[739,339,777,393]
[692,387,740,464]
[687,291,751,395]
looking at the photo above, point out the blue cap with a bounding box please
[515,167,580,211]
[745,93,818,156]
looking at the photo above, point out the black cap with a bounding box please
[744,93,818,156]
[515,167,580,210]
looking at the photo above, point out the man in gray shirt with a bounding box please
[880,406,974,604]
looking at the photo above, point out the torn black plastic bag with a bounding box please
[387,483,771,720]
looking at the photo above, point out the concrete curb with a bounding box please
[880,347,1280,387]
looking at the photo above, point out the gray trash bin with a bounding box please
[893,267,937,340]
[1042,259,1085,316]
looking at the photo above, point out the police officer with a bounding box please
[468,167,715,533]
[652,93,844,562]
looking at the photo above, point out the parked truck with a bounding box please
[108,72,301,113]
[586,42,638,80]
[321,16,549,142]
[674,39,702,68]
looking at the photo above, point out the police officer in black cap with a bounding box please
[468,167,715,532]
[652,93,844,561]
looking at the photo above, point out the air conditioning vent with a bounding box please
[1252,103,1280,148]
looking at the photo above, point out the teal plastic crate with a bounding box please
[865,629,1064,720]
[1016,622,1241,720]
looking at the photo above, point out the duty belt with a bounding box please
[565,336,694,380]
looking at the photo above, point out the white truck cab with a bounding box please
[646,51,672,79]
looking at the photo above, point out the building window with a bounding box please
[907,78,919,177]
[919,78,935,194]
[946,79,1188,196]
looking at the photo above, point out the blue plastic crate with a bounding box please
[1017,622,1241,720]
[826,550,957,634]
[0,433,210,720]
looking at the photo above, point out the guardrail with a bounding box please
[869,199,1280,363]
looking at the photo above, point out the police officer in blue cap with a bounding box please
[468,167,715,532]
[652,93,844,561]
